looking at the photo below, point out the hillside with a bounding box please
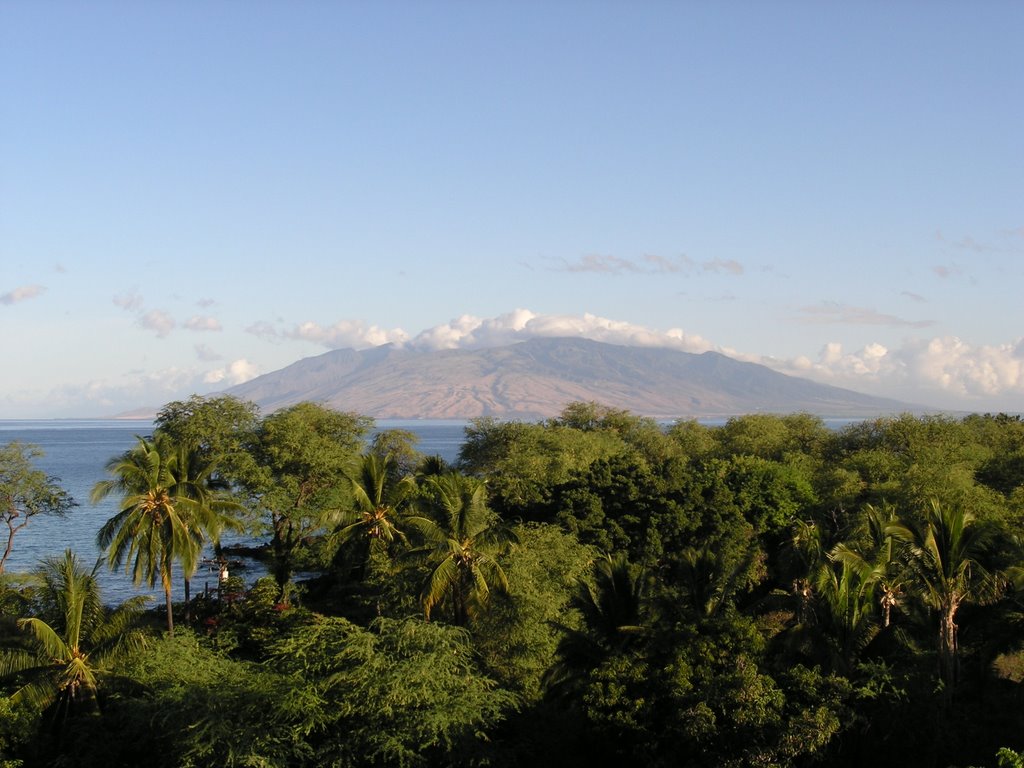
[221,337,920,419]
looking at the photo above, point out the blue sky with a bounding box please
[2,1,1022,418]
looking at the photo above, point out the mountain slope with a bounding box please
[223,337,920,419]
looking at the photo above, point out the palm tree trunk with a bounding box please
[164,582,175,636]
[184,576,191,624]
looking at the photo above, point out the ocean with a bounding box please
[0,419,469,604]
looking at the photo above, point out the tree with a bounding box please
[241,402,371,602]
[0,442,75,574]
[411,473,517,625]
[0,550,147,725]
[887,499,1002,687]
[92,435,205,634]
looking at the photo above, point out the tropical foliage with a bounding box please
[2,401,1024,768]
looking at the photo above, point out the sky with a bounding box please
[2,1,1022,418]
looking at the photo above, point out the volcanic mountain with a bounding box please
[221,337,920,419]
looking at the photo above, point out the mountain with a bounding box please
[221,337,921,419]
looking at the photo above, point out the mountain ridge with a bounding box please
[221,337,924,419]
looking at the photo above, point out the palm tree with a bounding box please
[0,550,147,727]
[333,452,418,569]
[887,499,1000,687]
[168,440,243,621]
[410,472,517,625]
[91,435,204,635]
[545,552,647,695]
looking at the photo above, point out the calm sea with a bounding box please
[0,419,468,604]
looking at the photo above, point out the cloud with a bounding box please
[1,284,46,305]
[285,319,410,349]
[203,359,260,386]
[408,309,714,353]
[932,264,963,279]
[196,297,216,308]
[184,315,222,332]
[246,320,280,340]
[760,336,1024,408]
[901,291,927,303]
[195,344,222,362]
[702,258,744,275]
[554,254,744,276]
[139,309,176,337]
[796,302,934,328]
[113,292,144,311]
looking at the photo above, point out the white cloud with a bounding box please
[139,309,176,337]
[761,336,1024,408]
[285,319,409,348]
[184,315,223,332]
[408,309,714,353]
[1,284,46,305]
[203,359,260,386]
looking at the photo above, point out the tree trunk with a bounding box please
[184,577,191,624]
[938,601,959,689]
[165,582,175,636]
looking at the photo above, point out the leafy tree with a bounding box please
[270,615,516,767]
[241,403,371,601]
[0,550,147,725]
[472,522,596,701]
[0,442,75,574]
[92,435,206,634]
[153,394,260,479]
[411,473,517,625]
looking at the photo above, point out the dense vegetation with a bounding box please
[2,396,1023,767]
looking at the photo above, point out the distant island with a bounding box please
[221,337,924,419]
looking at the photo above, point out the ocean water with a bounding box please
[0,419,469,605]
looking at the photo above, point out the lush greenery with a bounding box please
[2,397,1024,767]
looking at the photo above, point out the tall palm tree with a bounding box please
[0,550,147,726]
[91,435,204,635]
[887,499,1000,687]
[410,472,517,625]
[168,440,243,621]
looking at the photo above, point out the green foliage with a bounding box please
[271,615,517,767]
[242,402,371,600]
[0,442,75,574]
[410,472,517,625]
[473,523,595,700]
[0,550,148,727]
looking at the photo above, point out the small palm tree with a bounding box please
[0,550,147,726]
[410,472,517,625]
[92,435,205,635]
[545,552,647,695]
